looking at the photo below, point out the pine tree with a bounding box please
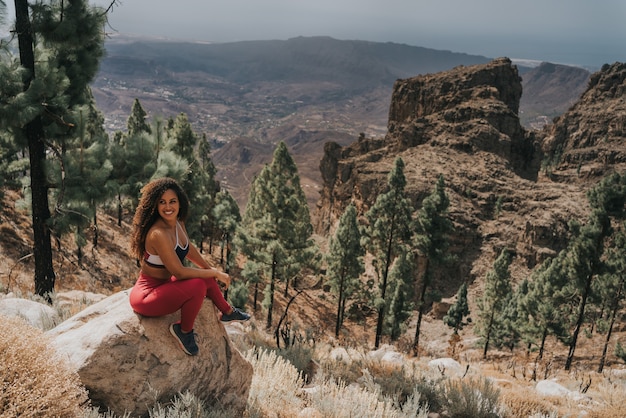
[412,174,453,355]
[325,204,365,338]
[385,249,415,341]
[476,248,512,359]
[49,101,112,260]
[197,133,218,253]
[594,225,626,372]
[162,113,215,245]
[237,173,267,312]
[212,189,243,307]
[495,291,522,352]
[169,113,196,161]
[238,142,318,330]
[363,157,413,348]
[562,173,626,370]
[520,252,570,360]
[126,98,151,137]
[4,0,107,297]
[212,189,241,270]
[0,52,29,190]
[108,129,160,226]
[444,282,470,334]
[0,127,27,191]
[561,211,608,370]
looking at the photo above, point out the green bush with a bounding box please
[615,341,626,364]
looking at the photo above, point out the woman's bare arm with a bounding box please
[146,228,225,283]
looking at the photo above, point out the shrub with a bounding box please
[585,379,626,418]
[443,377,505,418]
[317,349,363,385]
[274,344,315,382]
[500,387,555,417]
[148,390,239,418]
[0,314,89,417]
[409,373,447,413]
[615,341,626,364]
[307,376,417,418]
[244,348,305,417]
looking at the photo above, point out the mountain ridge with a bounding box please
[315,57,623,303]
[92,36,590,210]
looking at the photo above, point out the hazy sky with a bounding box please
[3,1,626,68]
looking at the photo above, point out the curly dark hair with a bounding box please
[130,177,190,260]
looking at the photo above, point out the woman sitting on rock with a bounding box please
[129,177,249,356]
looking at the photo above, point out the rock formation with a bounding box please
[314,57,623,295]
[542,62,626,183]
[47,290,253,417]
[0,297,61,329]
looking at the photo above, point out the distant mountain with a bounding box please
[91,36,590,210]
[519,62,590,129]
[92,36,493,138]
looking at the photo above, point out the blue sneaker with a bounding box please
[220,307,250,323]
[169,323,199,356]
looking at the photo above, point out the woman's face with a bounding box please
[157,189,180,222]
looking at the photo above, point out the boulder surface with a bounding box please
[47,289,253,416]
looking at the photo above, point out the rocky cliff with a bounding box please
[314,57,617,295]
[542,62,626,183]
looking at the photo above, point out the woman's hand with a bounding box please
[215,271,231,290]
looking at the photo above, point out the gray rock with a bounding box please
[428,358,464,376]
[47,289,252,416]
[0,297,61,330]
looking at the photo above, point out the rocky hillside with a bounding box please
[314,57,622,298]
[542,62,626,183]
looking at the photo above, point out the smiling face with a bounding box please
[157,189,180,223]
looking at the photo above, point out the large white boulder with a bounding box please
[428,357,464,376]
[535,379,587,402]
[47,289,253,416]
[0,297,61,329]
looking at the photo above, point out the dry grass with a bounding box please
[3,299,626,417]
[244,348,306,417]
[500,387,556,417]
[0,314,89,417]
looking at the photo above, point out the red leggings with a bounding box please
[129,272,231,332]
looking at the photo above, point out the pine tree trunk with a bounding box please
[375,227,395,349]
[284,275,289,297]
[92,204,99,247]
[253,282,259,312]
[115,192,120,226]
[598,282,622,373]
[266,254,276,330]
[538,327,548,360]
[339,295,346,333]
[412,258,430,357]
[335,273,345,338]
[275,290,302,349]
[15,0,56,300]
[483,310,495,359]
[224,236,231,271]
[565,275,592,370]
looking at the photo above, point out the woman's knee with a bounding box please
[181,277,208,294]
